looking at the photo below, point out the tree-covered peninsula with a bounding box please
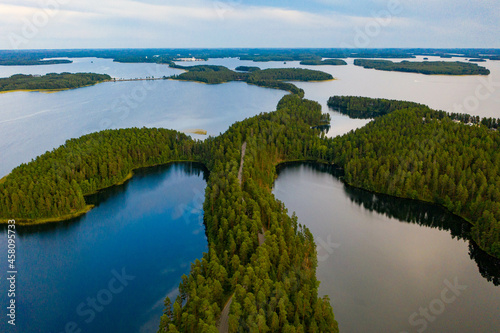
[0,72,112,93]
[324,97,500,257]
[353,59,491,75]
[327,95,426,118]
[0,93,338,332]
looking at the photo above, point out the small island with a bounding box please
[353,59,490,75]
[234,66,261,72]
[0,72,112,93]
[299,59,347,66]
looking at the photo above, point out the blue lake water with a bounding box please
[0,163,208,333]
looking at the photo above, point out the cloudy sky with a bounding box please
[1,0,499,49]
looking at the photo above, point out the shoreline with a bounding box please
[0,205,94,225]
[274,160,499,259]
[0,81,108,94]
[0,160,205,226]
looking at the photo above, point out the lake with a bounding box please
[0,57,499,332]
[0,162,208,333]
[2,56,499,176]
[0,74,286,177]
[273,162,500,333]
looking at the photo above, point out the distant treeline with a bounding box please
[322,97,500,258]
[328,96,500,129]
[353,59,491,75]
[0,72,111,92]
[299,59,347,66]
[2,48,499,66]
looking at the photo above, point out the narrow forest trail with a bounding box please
[218,141,265,332]
[237,141,247,185]
[217,297,233,333]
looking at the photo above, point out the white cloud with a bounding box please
[0,0,498,48]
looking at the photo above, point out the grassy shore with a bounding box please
[0,81,109,94]
[0,205,94,225]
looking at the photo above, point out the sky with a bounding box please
[0,0,499,49]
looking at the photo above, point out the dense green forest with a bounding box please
[0,72,111,92]
[0,128,198,220]
[328,95,500,129]
[169,64,332,95]
[324,102,500,257]
[353,59,491,75]
[248,68,333,81]
[158,94,337,332]
[354,59,490,75]
[327,96,427,118]
[235,66,262,72]
[299,59,347,66]
[170,64,248,84]
[0,93,339,332]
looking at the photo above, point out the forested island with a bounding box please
[169,64,333,95]
[329,95,500,129]
[0,72,112,93]
[299,59,347,66]
[353,59,491,75]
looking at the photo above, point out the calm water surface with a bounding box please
[273,163,500,333]
[0,57,181,79]
[0,163,208,333]
[0,77,285,177]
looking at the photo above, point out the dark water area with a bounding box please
[0,162,208,333]
[273,162,500,333]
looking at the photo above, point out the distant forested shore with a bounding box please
[353,59,491,75]
[0,72,111,92]
[1,48,499,66]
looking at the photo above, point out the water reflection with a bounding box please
[4,162,209,238]
[86,162,209,207]
[276,161,500,286]
[0,162,209,333]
